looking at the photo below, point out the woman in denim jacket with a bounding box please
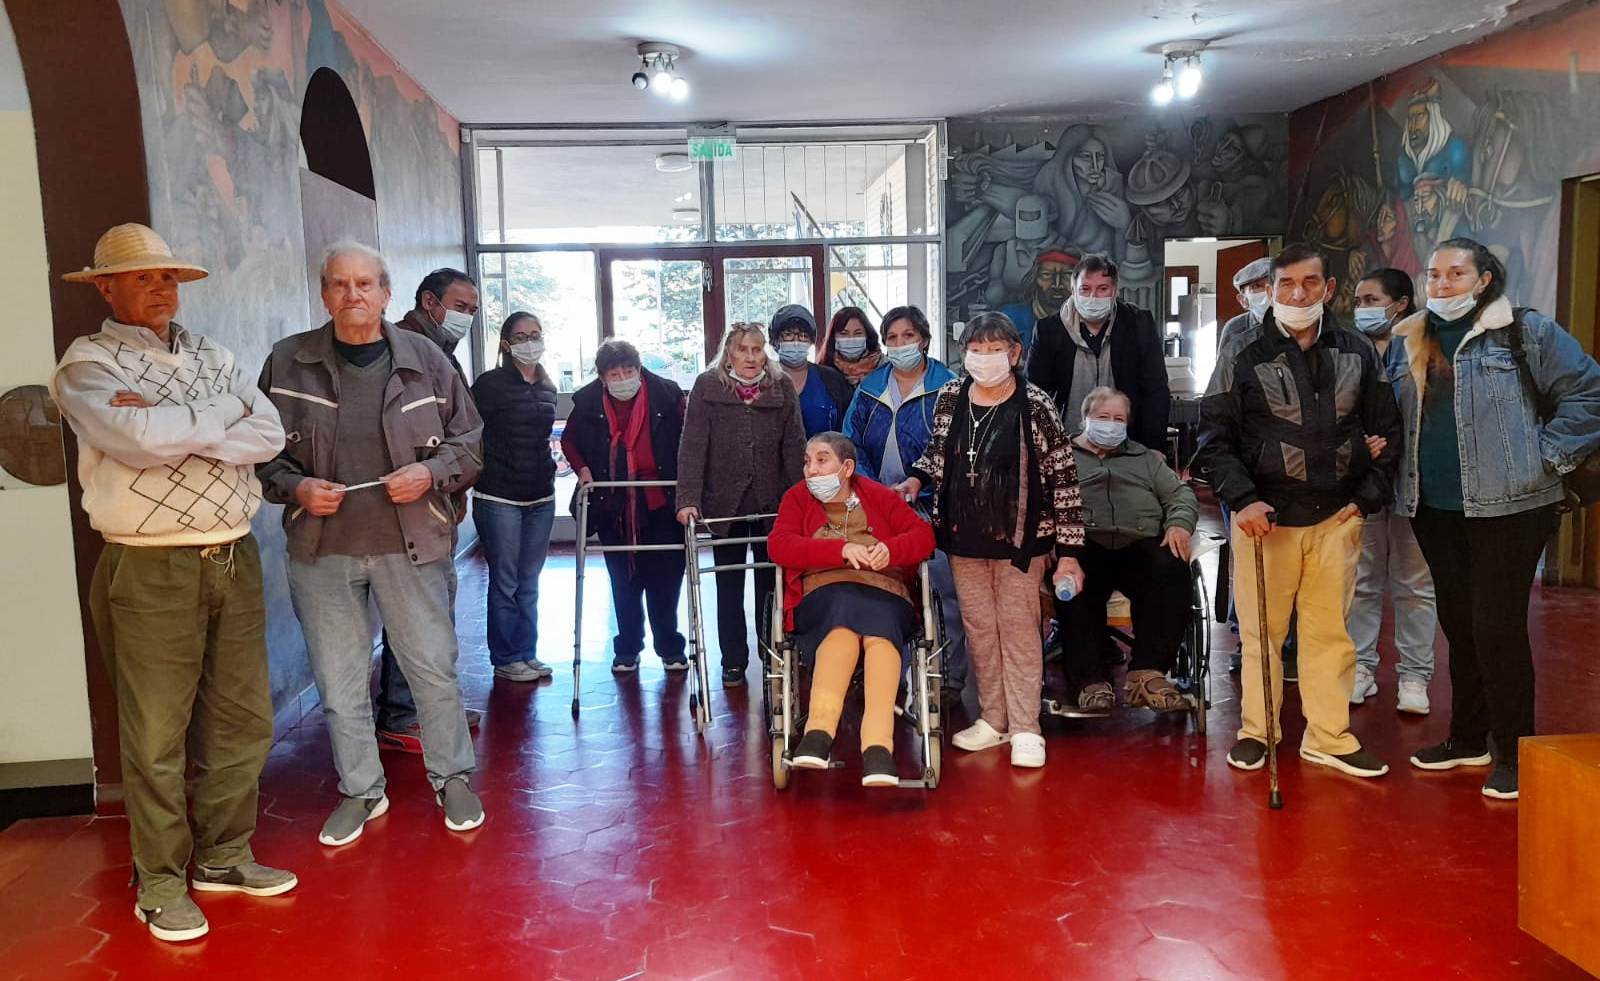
[1388,237,1600,800]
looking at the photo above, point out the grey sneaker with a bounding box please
[318,794,389,847]
[437,777,484,832]
[494,661,541,682]
[192,861,298,897]
[134,893,208,942]
[527,658,554,678]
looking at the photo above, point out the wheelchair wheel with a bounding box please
[772,737,789,790]
[1189,566,1212,735]
[925,738,941,789]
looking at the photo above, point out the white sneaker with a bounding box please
[494,661,542,682]
[1397,677,1430,715]
[1009,732,1046,768]
[1350,664,1377,705]
[952,719,1010,752]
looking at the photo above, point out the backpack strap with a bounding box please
[1504,308,1556,423]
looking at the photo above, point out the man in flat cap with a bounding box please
[50,223,296,943]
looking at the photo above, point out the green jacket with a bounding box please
[1070,437,1197,549]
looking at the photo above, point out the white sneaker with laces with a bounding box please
[1350,664,1377,705]
[951,719,1010,752]
[1009,732,1046,768]
[494,660,541,682]
[1397,677,1430,715]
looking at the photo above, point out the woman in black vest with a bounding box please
[471,312,559,683]
[562,340,688,673]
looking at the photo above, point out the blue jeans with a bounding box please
[475,497,556,667]
[375,561,457,732]
[288,553,474,796]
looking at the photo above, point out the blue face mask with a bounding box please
[884,343,924,372]
[1353,306,1393,336]
[1083,418,1127,449]
[777,341,811,367]
[834,336,868,360]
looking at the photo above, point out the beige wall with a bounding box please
[0,7,94,784]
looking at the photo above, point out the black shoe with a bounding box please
[1228,653,1242,673]
[1300,746,1389,778]
[1409,738,1492,771]
[1481,762,1519,800]
[661,656,690,673]
[611,657,640,674]
[790,730,833,769]
[1227,738,1267,771]
[861,745,898,788]
[1281,654,1299,684]
[721,665,746,688]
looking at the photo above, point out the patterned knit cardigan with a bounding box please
[908,374,1085,567]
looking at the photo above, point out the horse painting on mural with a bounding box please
[1466,88,1570,311]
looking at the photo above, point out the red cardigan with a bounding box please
[766,475,936,630]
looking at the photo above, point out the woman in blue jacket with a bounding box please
[842,305,966,703]
[1392,238,1600,801]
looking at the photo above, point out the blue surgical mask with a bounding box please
[1084,418,1127,449]
[884,343,924,372]
[1353,306,1392,336]
[834,336,868,360]
[777,341,811,368]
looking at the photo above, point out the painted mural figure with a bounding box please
[1195,122,1284,236]
[996,248,1081,352]
[1466,88,1568,308]
[1126,131,1200,241]
[1398,80,1472,255]
[984,194,1066,307]
[1032,125,1132,261]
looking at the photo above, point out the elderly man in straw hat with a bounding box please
[50,223,296,943]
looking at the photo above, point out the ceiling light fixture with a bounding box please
[634,42,689,101]
[1152,40,1205,106]
[654,152,692,174]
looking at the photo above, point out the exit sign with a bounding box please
[688,136,736,162]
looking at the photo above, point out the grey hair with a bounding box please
[713,322,780,389]
[806,430,857,465]
[958,311,1023,350]
[1080,385,1131,419]
[319,240,391,290]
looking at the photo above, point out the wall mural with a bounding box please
[1289,3,1600,316]
[120,0,466,713]
[945,114,1289,329]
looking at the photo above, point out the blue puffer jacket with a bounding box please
[1388,297,1600,518]
[842,356,957,489]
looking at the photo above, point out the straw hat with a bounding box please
[61,223,209,284]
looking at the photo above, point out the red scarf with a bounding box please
[603,382,666,548]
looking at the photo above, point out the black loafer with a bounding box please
[790,730,833,769]
[861,745,898,787]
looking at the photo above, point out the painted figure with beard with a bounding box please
[1126,131,1199,241]
[997,249,1082,353]
[985,194,1066,308]
[1397,80,1472,256]
[1466,89,1567,310]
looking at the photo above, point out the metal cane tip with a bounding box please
[1269,791,1283,809]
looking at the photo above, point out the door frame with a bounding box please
[597,243,827,363]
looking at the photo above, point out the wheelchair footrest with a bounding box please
[1043,697,1110,719]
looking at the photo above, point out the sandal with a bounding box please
[1124,669,1189,712]
[1076,682,1115,713]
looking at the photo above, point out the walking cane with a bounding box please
[1253,515,1283,810]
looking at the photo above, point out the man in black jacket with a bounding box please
[1026,254,1171,453]
[1196,243,1402,781]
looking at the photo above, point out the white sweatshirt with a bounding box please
[50,320,285,547]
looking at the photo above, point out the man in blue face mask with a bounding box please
[1025,254,1171,458]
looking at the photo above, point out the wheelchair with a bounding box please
[761,562,947,790]
[1041,531,1224,734]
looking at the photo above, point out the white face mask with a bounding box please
[437,307,474,341]
[509,339,544,364]
[805,471,841,501]
[1426,291,1480,322]
[1083,418,1127,449]
[1273,299,1324,332]
[1245,291,1271,321]
[606,375,641,400]
[884,342,924,372]
[964,350,1013,387]
[1074,293,1115,323]
[728,366,763,385]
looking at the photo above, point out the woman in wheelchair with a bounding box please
[766,432,935,787]
[1060,387,1198,713]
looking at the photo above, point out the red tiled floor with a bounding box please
[2,509,1597,980]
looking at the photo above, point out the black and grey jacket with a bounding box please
[1195,312,1401,527]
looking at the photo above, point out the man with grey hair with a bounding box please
[1215,256,1273,355]
[258,242,487,843]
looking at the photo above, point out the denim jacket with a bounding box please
[1388,298,1600,518]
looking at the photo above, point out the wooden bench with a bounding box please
[1519,734,1600,976]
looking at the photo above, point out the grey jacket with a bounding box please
[257,321,484,564]
[1388,298,1600,518]
[1070,437,1198,550]
[675,369,806,528]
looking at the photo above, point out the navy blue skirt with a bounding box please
[793,582,917,670]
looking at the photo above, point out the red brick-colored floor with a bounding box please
[2,519,1597,980]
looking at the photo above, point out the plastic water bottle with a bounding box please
[1054,575,1078,602]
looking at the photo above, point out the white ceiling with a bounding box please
[338,0,1571,124]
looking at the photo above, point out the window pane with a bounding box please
[825,244,944,360]
[608,259,707,390]
[723,256,813,332]
[478,251,598,394]
[478,145,704,245]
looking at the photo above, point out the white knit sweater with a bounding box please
[50,320,285,547]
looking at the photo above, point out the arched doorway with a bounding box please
[299,67,378,326]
